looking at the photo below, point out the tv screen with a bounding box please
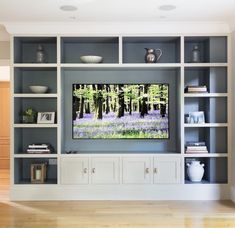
[72,84,169,139]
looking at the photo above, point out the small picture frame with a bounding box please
[188,111,205,124]
[37,112,55,124]
[31,163,47,183]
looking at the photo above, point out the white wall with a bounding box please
[0,41,10,81]
[0,41,10,59]
[231,31,235,201]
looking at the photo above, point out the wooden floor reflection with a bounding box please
[1,171,235,228]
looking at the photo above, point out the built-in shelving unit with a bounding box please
[11,34,230,200]
[12,36,58,186]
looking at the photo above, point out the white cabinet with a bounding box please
[91,157,120,184]
[153,157,181,184]
[60,157,89,184]
[122,157,151,184]
[60,156,180,186]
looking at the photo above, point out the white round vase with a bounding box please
[187,161,204,182]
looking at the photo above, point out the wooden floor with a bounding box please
[0,171,235,228]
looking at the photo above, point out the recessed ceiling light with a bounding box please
[60,5,78,12]
[158,5,176,11]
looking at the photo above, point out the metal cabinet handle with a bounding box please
[154,168,158,174]
[145,168,150,174]
[83,168,88,174]
[92,168,95,174]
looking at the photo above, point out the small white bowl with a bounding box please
[29,86,48,94]
[80,55,103,64]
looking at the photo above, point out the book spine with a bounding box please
[186,146,207,150]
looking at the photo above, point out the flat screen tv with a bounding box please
[72,84,169,139]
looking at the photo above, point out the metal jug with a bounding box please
[145,48,162,63]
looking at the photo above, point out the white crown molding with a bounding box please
[2,21,231,35]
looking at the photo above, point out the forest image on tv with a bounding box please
[73,84,169,139]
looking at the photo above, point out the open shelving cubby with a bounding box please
[61,37,119,64]
[122,36,181,64]
[14,67,57,95]
[184,36,227,63]
[14,158,57,184]
[14,37,57,64]
[185,157,227,184]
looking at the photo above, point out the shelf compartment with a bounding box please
[123,37,180,63]
[14,158,57,184]
[14,97,57,124]
[184,127,227,154]
[61,37,119,64]
[184,97,227,123]
[184,67,227,93]
[14,67,57,94]
[185,157,227,184]
[184,36,227,63]
[14,37,57,64]
[14,128,57,154]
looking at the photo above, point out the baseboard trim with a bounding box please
[10,184,230,201]
[230,186,235,202]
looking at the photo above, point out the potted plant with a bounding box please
[22,108,37,123]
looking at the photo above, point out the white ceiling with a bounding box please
[1,0,235,36]
[0,0,235,23]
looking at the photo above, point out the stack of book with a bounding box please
[185,85,208,93]
[27,144,54,154]
[185,142,208,154]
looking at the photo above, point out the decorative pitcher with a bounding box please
[187,161,204,182]
[145,48,162,63]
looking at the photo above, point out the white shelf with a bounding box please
[184,123,228,127]
[14,154,58,158]
[14,94,58,98]
[13,63,57,68]
[61,63,181,69]
[184,63,228,67]
[184,153,227,158]
[184,93,228,98]
[14,124,58,128]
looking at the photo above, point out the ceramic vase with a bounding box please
[36,44,46,63]
[187,161,204,182]
[191,45,200,63]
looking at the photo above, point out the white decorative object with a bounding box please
[188,111,205,124]
[29,86,48,94]
[187,161,205,182]
[80,55,103,63]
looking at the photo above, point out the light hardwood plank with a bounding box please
[0,198,234,227]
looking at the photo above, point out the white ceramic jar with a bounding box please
[187,161,204,182]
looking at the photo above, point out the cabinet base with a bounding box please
[10,184,230,201]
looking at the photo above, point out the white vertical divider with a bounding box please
[10,35,15,187]
[119,35,123,64]
[180,35,185,184]
[57,35,61,185]
[227,34,232,187]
